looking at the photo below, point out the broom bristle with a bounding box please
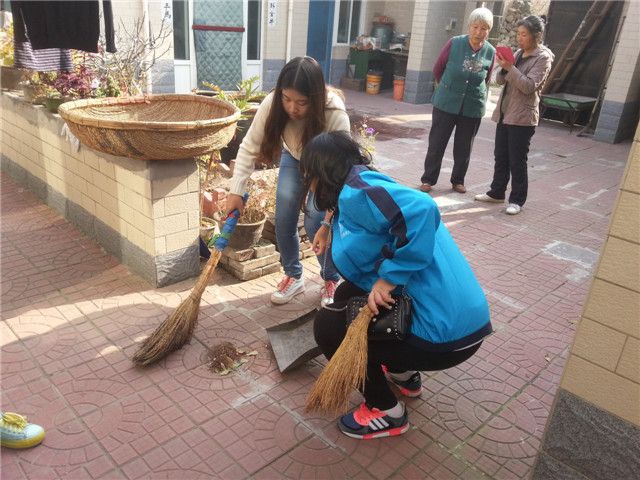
[132,250,222,367]
[305,306,374,415]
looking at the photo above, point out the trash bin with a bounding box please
[393,76,405,101]
[366,71,383,95]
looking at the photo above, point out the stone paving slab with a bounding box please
[1,90,632,479]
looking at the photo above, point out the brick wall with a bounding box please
[533,124,640,479]
[0,94,199,286]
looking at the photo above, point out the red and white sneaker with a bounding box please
[320,280,339,308]
[270,276,305,304]
[382,365,423,397]
[338,402,409,440]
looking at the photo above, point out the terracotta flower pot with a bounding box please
[1,66,26,91]
[22,84,46,105]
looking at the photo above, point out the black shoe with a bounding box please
[382,366,423,397]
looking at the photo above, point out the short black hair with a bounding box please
[299,131,373,212]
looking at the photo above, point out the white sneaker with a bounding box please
[474,193,504,203]
[320,280,339,308]
[270,276,305,304]
[505,203,522,215]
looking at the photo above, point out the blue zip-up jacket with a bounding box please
[331,166,492,351]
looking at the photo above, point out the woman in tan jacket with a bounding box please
[475,16,554,215]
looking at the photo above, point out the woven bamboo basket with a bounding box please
[58,94,241,160]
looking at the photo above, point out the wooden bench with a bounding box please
[540,93,597,133]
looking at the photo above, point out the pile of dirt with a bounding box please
[207,341,258,375]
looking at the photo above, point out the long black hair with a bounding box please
[300,131,373,212]
[260,57,327,164]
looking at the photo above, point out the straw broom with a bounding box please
[132,194,246,367]
[305,305,375,415]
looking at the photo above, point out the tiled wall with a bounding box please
[559,124,640,424]
[404,0,468,103]
[0,94,200,286]
[533,124,640,478]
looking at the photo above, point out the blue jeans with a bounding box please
[275,151,339,281]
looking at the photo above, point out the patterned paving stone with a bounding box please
[1,378,118,479]
[0,90,632,479]
[5,311,114,375]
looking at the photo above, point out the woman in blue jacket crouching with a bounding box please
[301,131,492,440]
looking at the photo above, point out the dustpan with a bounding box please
[267,309,321,373]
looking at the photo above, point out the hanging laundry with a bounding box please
[14,41,73,72]
[11,1,115,54]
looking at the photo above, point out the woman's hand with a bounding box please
[496,52,513,71]
[368,278,396,315]
[225,193,246,216]
[312,225,330,255]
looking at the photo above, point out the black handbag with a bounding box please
[346,294,413,341]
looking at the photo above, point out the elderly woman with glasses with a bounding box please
[420,7,495,195]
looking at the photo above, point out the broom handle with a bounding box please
[191,195,247,297]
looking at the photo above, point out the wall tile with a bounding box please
[583,279,640,341]
[610,191,640,243]
[616,337,640,383]
[561,355,640,425]
[572,318,627,371]
[597,237,640,292]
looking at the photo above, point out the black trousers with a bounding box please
[488,121,536,206]
[314,281,482,410]
[421,107,482,186]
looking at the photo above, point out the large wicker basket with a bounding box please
[58,94,240,160]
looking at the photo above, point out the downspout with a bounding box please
[285,0,294,62]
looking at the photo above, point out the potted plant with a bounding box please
[21,71,57,105]
[44,64,97,113]
[209,176,274,251]
[0,21,26,90]
[198,76,267,164]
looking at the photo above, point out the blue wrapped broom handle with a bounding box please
[210,193,248,251]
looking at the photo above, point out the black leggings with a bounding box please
[314,281,482,410]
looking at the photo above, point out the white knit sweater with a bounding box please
[228,90,351,195]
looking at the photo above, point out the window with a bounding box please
[247,0,261,60]
[173,0,189,60]
[336,0,362,45]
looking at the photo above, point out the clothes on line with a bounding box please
[13,41,73,71]
[11,0,115,54]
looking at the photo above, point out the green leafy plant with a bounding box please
[0,21,14,66]
[201,75,266,119]
[21,71,57,102]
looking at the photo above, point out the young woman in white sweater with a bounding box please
[225,57,351,306]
